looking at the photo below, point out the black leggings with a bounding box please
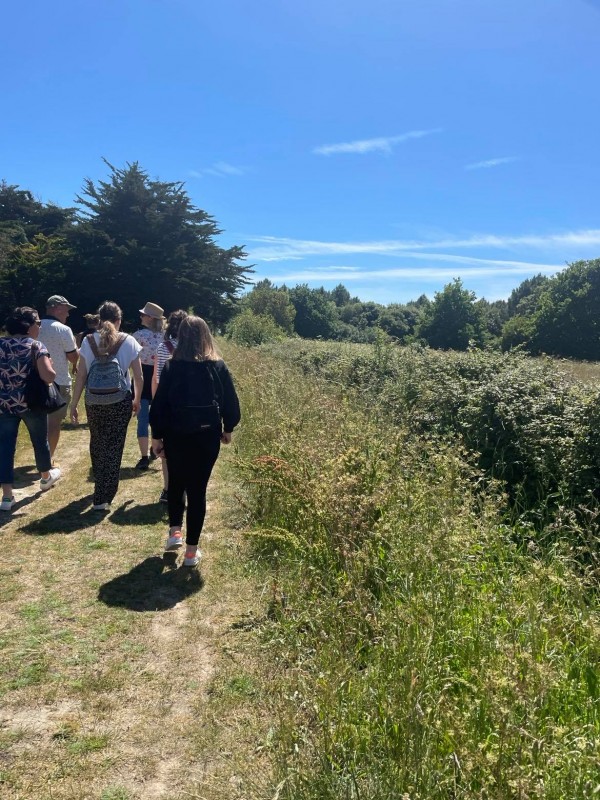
[164,432,221,546]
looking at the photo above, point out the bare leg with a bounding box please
[47,412,61,458]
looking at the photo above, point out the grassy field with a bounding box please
[0,406,273,800]
[2,340,599,800]
[227,341,600,800]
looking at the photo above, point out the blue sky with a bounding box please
[2,0,600,304]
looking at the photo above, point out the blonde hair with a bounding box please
[144,315,164,333]
[96,301,123,354]
[173,316,219,362]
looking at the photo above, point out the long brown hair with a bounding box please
[173,316,219,362]
[96,301,123,355]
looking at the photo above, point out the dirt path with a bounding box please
[0,422,270,800]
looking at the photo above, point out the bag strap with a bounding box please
[109,333,127,357]
[86,333,101,359]
[205,360,223,407]
[86,332,126,359]
[30,340,40,371]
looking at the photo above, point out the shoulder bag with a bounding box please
[24,342,68,414]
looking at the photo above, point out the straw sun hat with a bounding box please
[139,301,165,319]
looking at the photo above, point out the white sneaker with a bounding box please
[92,503,111,511]
[183,550,201,567]
[0,496,15,512]
[40,467,61,491]
[165,532,184,551]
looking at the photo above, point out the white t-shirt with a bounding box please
[80,333,142,390]
[38,318,77,386]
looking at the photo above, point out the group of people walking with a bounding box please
[0,295,241,567]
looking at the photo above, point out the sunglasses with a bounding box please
[31,320,41,326]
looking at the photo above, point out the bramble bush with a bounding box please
[223,341,600,800]
[262,339,600,534]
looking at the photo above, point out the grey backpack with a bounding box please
[85,334,129,405]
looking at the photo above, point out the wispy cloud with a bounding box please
[465,156,519,170]
[313,128,442,156]
[247,230,600,262]
[189,161,246,178]
[264,260,561,285]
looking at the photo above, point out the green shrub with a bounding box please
[226,309,287,346]
[223,341,600,800]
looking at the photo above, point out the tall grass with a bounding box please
[224,342,600,800]
[260,339,600,560]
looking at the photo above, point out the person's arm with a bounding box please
[70,360,88,424]
[37,354,57,384]
[218,362,241,442]
[151,355,160,398]
[67,348,79,376]
[130,356,143,416]
[62,326,79,370]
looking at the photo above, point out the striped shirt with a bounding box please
[155,338,177,381]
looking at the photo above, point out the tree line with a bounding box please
[2,161,599,360]
[0,161,250,330]
[230,263,600,360]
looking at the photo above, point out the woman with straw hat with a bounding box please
[132,301,165,470]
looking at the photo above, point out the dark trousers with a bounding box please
[86,395,132,505]
[0,410,51,484]
[164,432,221,546]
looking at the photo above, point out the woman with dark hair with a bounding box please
[0,307,61,511]
[150,316,241,566]
[71,301,143,510]
[75,313,100,348]
[151,309,188,503]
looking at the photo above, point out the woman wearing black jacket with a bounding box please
[149,316,241,567]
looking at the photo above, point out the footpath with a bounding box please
[0,420,271,800]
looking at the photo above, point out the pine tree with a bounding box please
[67,161,251,326]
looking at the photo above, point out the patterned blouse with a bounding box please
[132,328,164,366]
[0,337,50,415]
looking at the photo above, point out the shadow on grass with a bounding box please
[119,466,158,480]
[13,465,40,488]
[110,499,167,526]
[0,493,42,529]
[19,495,103,535]
[98,555,203,611]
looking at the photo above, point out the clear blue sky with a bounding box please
[2,0,600,304]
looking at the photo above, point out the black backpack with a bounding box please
[168,360,223,435]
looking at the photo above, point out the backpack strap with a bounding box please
[205,360,223,408]
[86,332,126,359]
[86,333,100,359]
[109,333,127,357]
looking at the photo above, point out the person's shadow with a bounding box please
[98,555,203,611]
[20,496,105,535]
[109,499,166,526]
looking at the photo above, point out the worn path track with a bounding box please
[0,420,270,800]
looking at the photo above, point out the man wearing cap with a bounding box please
[38,295,79,459]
